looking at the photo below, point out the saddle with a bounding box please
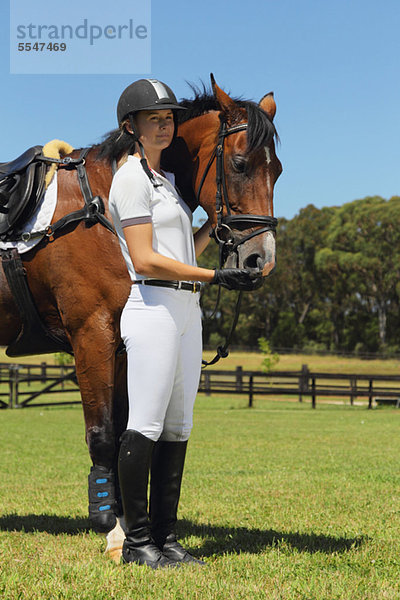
[0,146,47,240]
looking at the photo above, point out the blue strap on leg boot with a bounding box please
[150,440,205,565]
[88,465,117,533]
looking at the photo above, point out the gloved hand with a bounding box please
[211,268,263,291]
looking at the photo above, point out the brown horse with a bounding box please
[0,77,281,536]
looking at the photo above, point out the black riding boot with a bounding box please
[150,440,205,565]
[118,429,176,569]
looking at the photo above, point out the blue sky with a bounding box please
[1,0,399,222]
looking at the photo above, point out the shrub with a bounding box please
[258,337,280,372]
[54,352,74,366]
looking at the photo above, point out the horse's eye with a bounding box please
[231,155,248,173]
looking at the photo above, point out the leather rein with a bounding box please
[198,119,278,367]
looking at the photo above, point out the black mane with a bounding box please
[95,128,135,164]
[95,83,277,163]
[178,83,278,153]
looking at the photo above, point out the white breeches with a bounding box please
[120,284,202,442]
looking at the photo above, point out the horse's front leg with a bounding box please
[104,351,128,562]
[72,319,120,534]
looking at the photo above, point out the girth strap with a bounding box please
[1,248,71,356]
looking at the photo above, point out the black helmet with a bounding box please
[117,78,186,125]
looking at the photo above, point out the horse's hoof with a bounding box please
[105,545,123,564]
[104,517,125,563]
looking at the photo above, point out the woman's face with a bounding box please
[133,109,174,152]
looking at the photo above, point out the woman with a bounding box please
[109,78,260,569]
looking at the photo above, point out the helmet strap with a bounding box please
[127,115,139,143]
[127,114,161,189]
[138,141,161,188]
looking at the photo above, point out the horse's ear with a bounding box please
[210,73,237,114]
[259,92,276,121]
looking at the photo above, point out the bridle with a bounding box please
[198,119,278,367]
[196,119,278,266]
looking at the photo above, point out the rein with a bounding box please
[198,120,278,367]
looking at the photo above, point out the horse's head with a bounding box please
[172,75,282,277]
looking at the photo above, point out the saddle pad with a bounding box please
[0,171,57,254]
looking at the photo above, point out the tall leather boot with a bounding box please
[150,440,205,565]
[118,429,176,569]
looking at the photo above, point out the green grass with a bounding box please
[0,349,59,365]
[1,397,400,599]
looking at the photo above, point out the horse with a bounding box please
[0,76,282,553]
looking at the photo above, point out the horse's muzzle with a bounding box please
[225,230,275,277]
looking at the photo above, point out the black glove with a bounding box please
[211,268,263,291]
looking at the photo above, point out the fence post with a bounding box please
[41,362,47,384]
[368,379,373,409]
[311,376,316,409]
[248,375,254,408]
[204,372,211,396]
[236,366,243,393]
[9,364,19,409]
[8,365,13,409]
[350,375,357,405]
[299,364,309,402]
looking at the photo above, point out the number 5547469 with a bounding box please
[18,42,67,51]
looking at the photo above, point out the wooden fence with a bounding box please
[0,362,80,408]
[1,362,400,409]
[199,365,400,408]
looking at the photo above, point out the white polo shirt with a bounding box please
[109,155,197,282]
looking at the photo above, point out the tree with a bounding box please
[196,196,400,354]
[316,196,400,350]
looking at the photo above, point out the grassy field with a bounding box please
[1,395,400,599]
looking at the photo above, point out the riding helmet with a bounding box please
[117,78,186,125]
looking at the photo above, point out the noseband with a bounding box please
[196,120,278,262]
